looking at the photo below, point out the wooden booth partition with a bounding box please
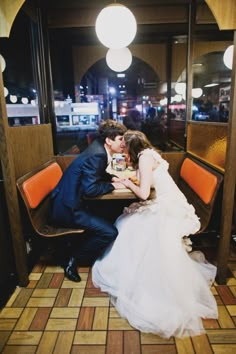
[161,152,186,184]
[8,124,55,283]
[0,121,54,287]
[187,121,228,173]
[9,124,54,179]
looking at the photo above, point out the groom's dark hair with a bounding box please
[98,119,127,142]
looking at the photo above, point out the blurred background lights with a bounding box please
[175,82,186,95]
[160,82,167,94]
[174,94,182,102]
[192,88,203,98]
[109,87,116,95]
[21,97,29,104]
[95,4,137,49]
[10,95,17,103]
[106,47,132,72]
[160,98,167,106]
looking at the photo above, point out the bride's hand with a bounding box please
[121,178,133,188]
[129,176,140,185]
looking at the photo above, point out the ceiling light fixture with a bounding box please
[117,73,125,78]
[95,3,137,49]
[204,83,219,87]
[106,47,132,72]
[223,45,234,70]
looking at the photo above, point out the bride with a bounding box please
[92,130,218,338]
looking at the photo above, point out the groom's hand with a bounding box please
[111,176,122,182]
[112,182,127,189]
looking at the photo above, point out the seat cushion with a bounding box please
[180,158,218,205]
[22,162,63,209]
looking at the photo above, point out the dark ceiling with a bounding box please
[35,0,234,100]
[42,0,195,10]
[41,0,232,46]
[1,0,234,103]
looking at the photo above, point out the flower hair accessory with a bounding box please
[182,236,192,252]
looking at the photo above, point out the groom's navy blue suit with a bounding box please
[50,138,118,266]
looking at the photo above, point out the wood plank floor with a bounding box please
[0,240,236,354]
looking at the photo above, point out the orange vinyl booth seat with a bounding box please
[178,156,223,234]
[16,159,84,237]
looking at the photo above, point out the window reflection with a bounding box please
[0,11,40,127]
[192,51,232,123]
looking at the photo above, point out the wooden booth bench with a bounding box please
[161,152,223,235]
[16,157,84,239]
[16,153,223,245]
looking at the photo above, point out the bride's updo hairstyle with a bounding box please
[124,130,152,169]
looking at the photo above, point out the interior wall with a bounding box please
[205,0,236,30]
[73,43,167,88]
[0,0,25,37]
[193,40,233,59]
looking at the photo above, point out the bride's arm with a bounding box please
[122,154,153,200]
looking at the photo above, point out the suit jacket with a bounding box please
[51,139,115,211]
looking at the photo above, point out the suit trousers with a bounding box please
[51,199,118,266]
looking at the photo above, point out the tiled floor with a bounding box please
[0,241,236,354]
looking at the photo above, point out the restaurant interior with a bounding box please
[0,0,236,352]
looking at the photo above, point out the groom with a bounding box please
[50,119,127,282]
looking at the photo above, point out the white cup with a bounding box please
[112,153,126,171]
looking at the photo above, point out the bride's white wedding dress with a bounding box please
[92,149,218,338]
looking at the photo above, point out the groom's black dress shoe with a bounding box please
[64,257,81,282]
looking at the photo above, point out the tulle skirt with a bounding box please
[92,201,218,338]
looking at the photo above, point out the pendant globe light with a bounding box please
[0,54,6,72]
[223,45,234,70]
[95,3,137,49]
[4,87,8,97]
[106,47,132,72]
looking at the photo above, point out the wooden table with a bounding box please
[88,188,139,200]
[92,187,156,200]
[88,166,155,200]
[93,165,137,200]
[82,166,137,201]
[86,165,155,200]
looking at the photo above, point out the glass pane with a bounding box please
[169,41,187,149]
[192,46,233,123]
[0,11,40,126]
